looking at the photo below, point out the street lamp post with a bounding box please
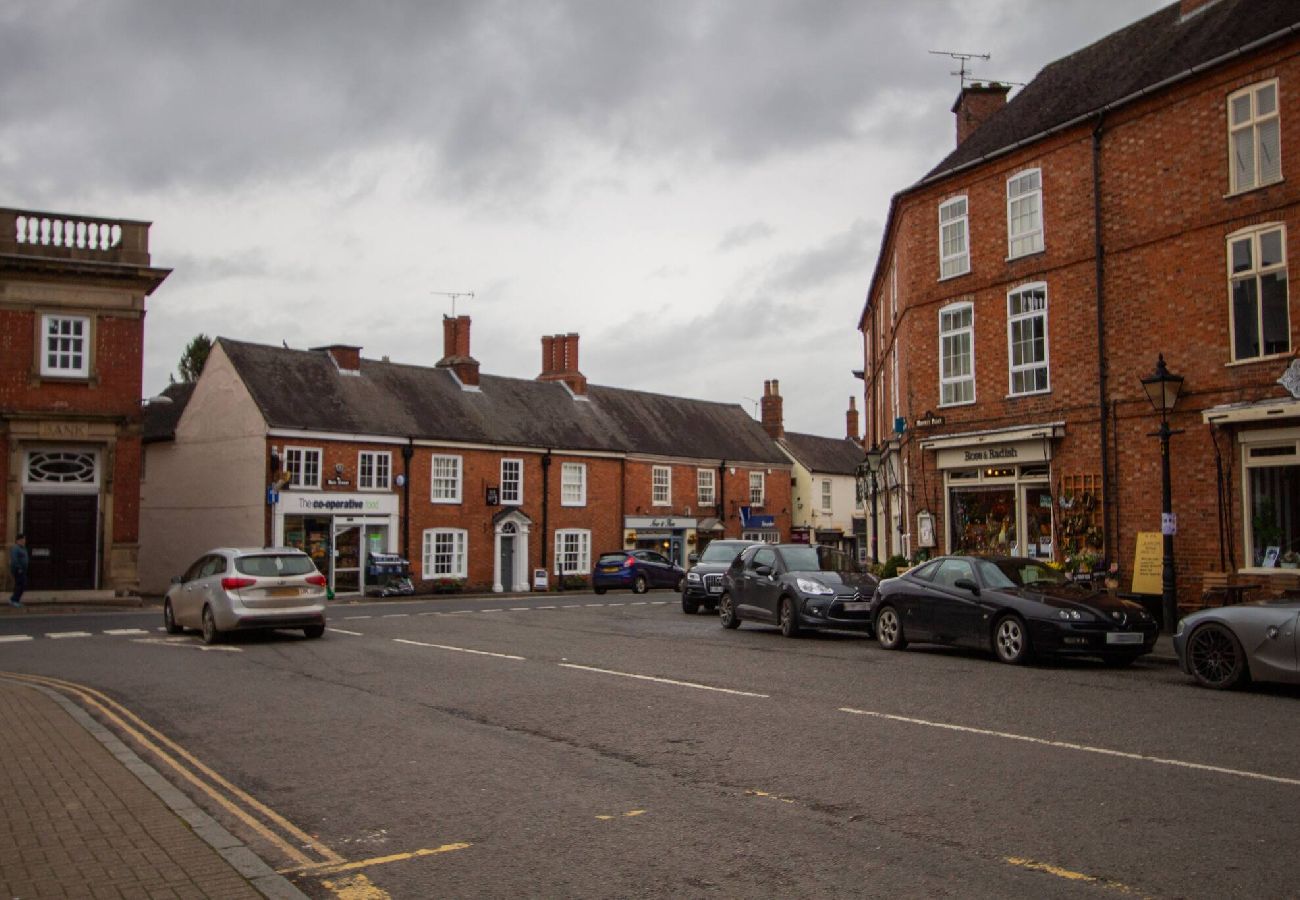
[866,444,883,564]
[1140,354,1185,634]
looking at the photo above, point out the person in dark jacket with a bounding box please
[9,533,28,608]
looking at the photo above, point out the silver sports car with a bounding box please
[1173,599,1300,689]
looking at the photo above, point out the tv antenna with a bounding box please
[432,290,475,317]
[929,50,991,87]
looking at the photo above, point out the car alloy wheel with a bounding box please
[719,593,741,629]
[1187,622,1249,690]
[993,615,1030,664]
[779,596,801,638]
[163,601,182,635]
[201,606,221,646]
[875,606,906,650]
[632,575,649,594]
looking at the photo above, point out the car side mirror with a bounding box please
[171,575,183,585]
[954,577,980,595]
[754,564,773,577]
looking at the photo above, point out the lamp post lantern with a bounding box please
[1140,354,1185,633]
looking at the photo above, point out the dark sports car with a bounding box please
[1173,599,1300,690]
[870,555,1158,665]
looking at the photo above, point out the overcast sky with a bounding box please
[2,0,1167,437]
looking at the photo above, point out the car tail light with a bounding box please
[305,574,327,587]
[623,556,636,568]
[220,576,257,591]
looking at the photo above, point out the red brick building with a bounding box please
[859,0,1300,607]
[140,317,791,595]
[1,207,170,596]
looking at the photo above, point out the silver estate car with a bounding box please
[164,548,328,644]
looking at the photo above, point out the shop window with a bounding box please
[697,468,715,506]
[1228,224,1289,362]
[501,458,523,505]
[950,487,1017,556]
[285,447,321,489]
[1228,80,1281,194]
[431,455,462,503]
[652,466,671,506]
[422,528,466,578]
[40,314,91,378]
[561,463,586,506]
[1248,463,1300,567]
[742,530,780,544]
[358,451,390,490]
[555,529,591,574]
[749,472,765,507]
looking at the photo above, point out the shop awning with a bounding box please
[919,421,1065,451]
[697,517,726,533]
[1202,398,1300,425]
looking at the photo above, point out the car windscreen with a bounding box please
[977,558,1069,589]
[235,554,317,577]
[699,542,746,563]
[780,546,861,574]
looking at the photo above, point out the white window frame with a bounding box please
[1228,223,1290,362]
[821,479,833,512]
[554,529,591,575]
[1006,168,1044,258]
[939,195,970,279]
[561,462,587,507]
[357,451,391,491]
[431,454,463,504]
[39,314,91,378]
[285,446,322,489]
[500,458,523,505]
[939,301,976,407]
[652,466,671,506]
[1228,79,1281,194]
[422,528,467,579]
[749,471,765,507]
[697,468,716,506]
[1007,283,1050,396]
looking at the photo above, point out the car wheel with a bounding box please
[993,614,1031,665]
[681,593,700,615]
[1187,622,1250,690]
[719,593,741,629]
[632,574,649,594]
[163,600,183,635]
[675,576,685,593]
[779,596,801,638]
[201,606,221,645]
[593,585,607,595]
[303,624,325,639]
[875,605,906,650]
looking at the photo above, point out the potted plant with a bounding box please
[1281,550,1300,569]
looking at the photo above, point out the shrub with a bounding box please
[880,555,909,579]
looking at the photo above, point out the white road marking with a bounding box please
[839,708,1300,787]
[585,604,604,607]
[131,638,242,652]
[536,606,557,610]
[650,601,668,606]
[559,663,769,698]
[605,603,625,607]
[509,607,530,611]
[329,628,364,636]
[393,639,526,661]
[344,615,373,620]
[562,605,582,608]
[480,609,506,613]
[0,635,33,643]
[628,601,647,606]
[382,614,409,618]
[104,628,148,635]
[47,632,92,639]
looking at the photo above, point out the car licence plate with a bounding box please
[269,587,301,598]
[841,601,871,611]
[601,566,620,573]
[708,586,722,594]
[1106,632,1143,645]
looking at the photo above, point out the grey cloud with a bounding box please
[717,221,774,252]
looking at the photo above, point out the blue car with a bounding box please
[592,550,686,595]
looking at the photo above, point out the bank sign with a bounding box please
[278,492,399,516]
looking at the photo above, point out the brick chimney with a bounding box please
[1179,0,1222,19]
[312,344,362,373]
[537,332,588,396]
[760,379,784,440]
[436,315,480,387]
[952,82,1010,146]
[846,396,860,442]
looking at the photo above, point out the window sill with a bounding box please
[1226,352,1291,368]
[938,268,971,283]
[431,498,463,505]
[1224,177,1284,199]
[1006,388,1052,399]
[1005,248,1045,263]
[938,399,977,409]
[560,500,587,508]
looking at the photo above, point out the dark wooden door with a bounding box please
[23,494,98,590]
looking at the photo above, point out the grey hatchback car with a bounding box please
[164,548,328,644]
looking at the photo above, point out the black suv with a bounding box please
[681,540,756,614]
[719,543,877,637]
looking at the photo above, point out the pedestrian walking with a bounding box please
[9,533,28,608]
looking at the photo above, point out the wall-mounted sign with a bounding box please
[914,415,945,428]
[485,486,500,506]
[917,511,936,548]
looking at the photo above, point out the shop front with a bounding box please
[921,425,1062,559]
[624,515,693,566]
[274,492,399,596]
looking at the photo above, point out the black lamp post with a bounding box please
[866,444,883,564]
[1140,354,1185,633]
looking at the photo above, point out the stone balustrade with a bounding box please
[0,207,152,265]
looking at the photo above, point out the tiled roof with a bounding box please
[213,338,789,465]
[780,432,864,476]
[926,0,1300,181]
[142,381,196,443]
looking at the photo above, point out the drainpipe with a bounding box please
[718,460,727,537]
[541,451,551,574]
[1092,113,1114,565]
[401,438,413,565]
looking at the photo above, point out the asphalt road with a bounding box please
[2,593,1297,899]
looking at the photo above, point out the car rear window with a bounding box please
[235,554,317,577]
[597,553,629,565]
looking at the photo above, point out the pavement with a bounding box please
[0,594,1180,899]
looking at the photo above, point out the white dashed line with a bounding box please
[393,639,526,661]
[329,628,364,636]
[0,635,34,643]
[585,604,605,607]
[46,632,92,639]
[558,663,769,698]
[104,628,148,635]
[509,607,530,611]
[536,605,557,610]
[839,708,1300,787]
[344,615,373,620]
[382,614,410,618]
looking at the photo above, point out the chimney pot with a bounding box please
[312,344,362,372]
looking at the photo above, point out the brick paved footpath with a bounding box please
[0,679,307,899]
